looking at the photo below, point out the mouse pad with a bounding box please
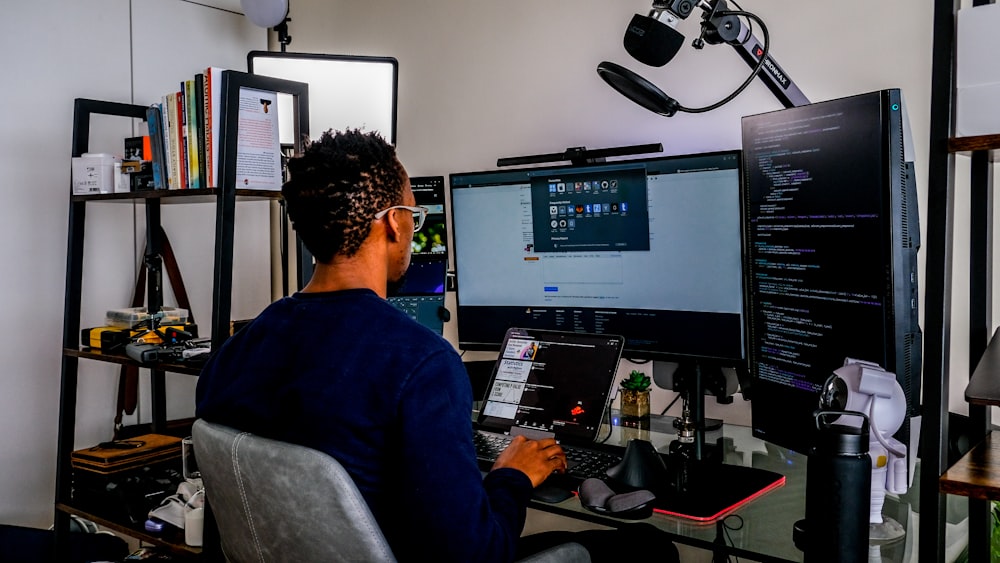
[651,463,785,522]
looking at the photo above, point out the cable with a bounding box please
[721,514,745,563]
[675,10,769,114]
[660,392,682,416]
[597,401,615,444]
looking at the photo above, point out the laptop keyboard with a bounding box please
[474,432,622,480]
[388,295,442,320]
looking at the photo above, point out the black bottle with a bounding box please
[793,410,871,563]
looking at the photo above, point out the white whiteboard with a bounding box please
[248,51,398,144]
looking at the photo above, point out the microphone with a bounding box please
[596,61,680,117]
[623,13,685,67]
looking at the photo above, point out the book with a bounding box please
[233,81,282,190]
[194,73,208,190]
[71,434,181,475]
[205,67,226,188]
[159,97,174,189]
[184,79,200,189]
[145,106,167,189]
[165,92,183,190]
[176,88,188,189]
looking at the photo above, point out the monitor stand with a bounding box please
[669,361,724,461]
[650,360,786,521]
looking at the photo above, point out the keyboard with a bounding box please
[387,295,442,321]
[474,431,623,481]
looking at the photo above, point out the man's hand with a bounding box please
[491,435,568,488]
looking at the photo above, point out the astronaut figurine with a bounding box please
[820,358,908,540]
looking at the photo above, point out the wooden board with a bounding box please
[940,433,1000,500]
[71,434,181,474]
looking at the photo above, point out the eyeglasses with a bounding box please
[373,205,428,232]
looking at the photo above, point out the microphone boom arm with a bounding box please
[696,2,809,108]
[598,0,810,116]
[729,31,809,108]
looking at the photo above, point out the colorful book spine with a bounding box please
[159,97,173,189]
[145,106,167,189]
[165,92,183,190]
[194,73,208,190]
[205,67,226,188]
[177,88,188,189]
[184,79,200,189]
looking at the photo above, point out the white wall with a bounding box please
[0,0,263,528]
[286,0,945,426]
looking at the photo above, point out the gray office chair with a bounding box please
[192,419,589,563]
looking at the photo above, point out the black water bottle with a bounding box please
[793,410,870,563]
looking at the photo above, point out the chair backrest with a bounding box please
[192,419,396,563]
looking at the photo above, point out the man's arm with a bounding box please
[392,350,536,563]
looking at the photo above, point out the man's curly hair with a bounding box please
[282,129,407,263]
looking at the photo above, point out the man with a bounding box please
[196,130,568,562]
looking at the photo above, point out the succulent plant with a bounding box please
[620,369,651,391]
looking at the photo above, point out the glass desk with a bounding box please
[502,411,925,563]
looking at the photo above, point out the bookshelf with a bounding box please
[54,72,308,560]
[921,0,1000,555]
[929,132,1000,561]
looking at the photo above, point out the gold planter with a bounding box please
[620,388,650,419]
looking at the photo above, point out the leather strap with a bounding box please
[114,226,193,437]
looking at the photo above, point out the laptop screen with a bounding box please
[478,328,625,444]
[409,176,448,258]
[393,257,447,296]
[389,176,449,334]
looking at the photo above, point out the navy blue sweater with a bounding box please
[196,289,532,562]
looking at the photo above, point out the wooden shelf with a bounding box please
[948,134,1000,156]
[940,433,1000,500]
[56,502,202,558]
[65,348,203,376]
[71,188,283,203]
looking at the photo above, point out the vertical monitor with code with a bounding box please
[742,89,921,453]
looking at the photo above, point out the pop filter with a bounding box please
[596,61,680,117]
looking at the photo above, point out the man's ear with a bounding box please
[383,208,404,243]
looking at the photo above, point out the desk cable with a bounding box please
[596,402,614,445]
[659,392,682,416]
[713,514,745,563]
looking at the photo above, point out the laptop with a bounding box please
[388,256,448,334]
[474,327,626,480]
[389,175,449,334]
